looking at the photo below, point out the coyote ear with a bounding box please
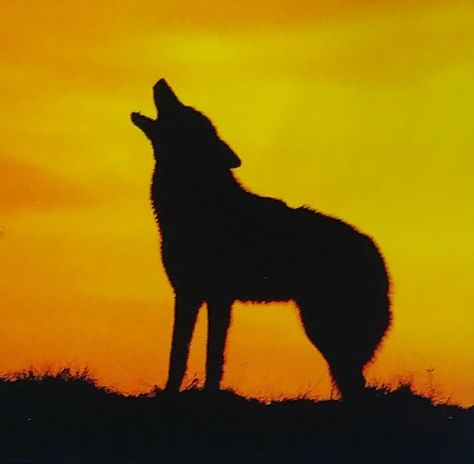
[154,78,182,116]
[220,141,241,169]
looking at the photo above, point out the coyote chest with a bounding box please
[153,184,297,299]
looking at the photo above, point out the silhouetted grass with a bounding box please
[0,369,472,463]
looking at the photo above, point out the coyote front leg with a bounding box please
[165,293,202,391]
[205,298,232,391]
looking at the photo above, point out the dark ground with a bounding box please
[0,369,472,464]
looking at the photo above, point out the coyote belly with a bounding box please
[132,79,391,399]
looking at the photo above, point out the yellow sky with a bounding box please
[1,0,473,405]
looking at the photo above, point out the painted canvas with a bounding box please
[1,1,472,462]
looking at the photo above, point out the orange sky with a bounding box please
[1,0,473,405]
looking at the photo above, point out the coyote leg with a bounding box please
[165,293,202,391]
[297,298,382,401]
[205,298,232,391]
[328,357,366,401]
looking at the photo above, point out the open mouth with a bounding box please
[131,78,180,134]
[131,111,153,124]
[130,111,156,136]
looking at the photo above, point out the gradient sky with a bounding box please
[1,0,473,405]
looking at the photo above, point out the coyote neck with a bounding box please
[151,166,245,232]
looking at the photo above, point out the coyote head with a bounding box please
[131,79,241,170]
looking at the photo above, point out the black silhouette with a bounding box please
[1,370,472,463]
[131,79,391,400]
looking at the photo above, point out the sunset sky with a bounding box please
[1,0,473,405]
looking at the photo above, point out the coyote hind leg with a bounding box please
[297,297,388,401]
[327,354,366,400]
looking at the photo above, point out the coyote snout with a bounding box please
[132,79,391,400]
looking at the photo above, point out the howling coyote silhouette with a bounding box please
[131,79,391,399]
